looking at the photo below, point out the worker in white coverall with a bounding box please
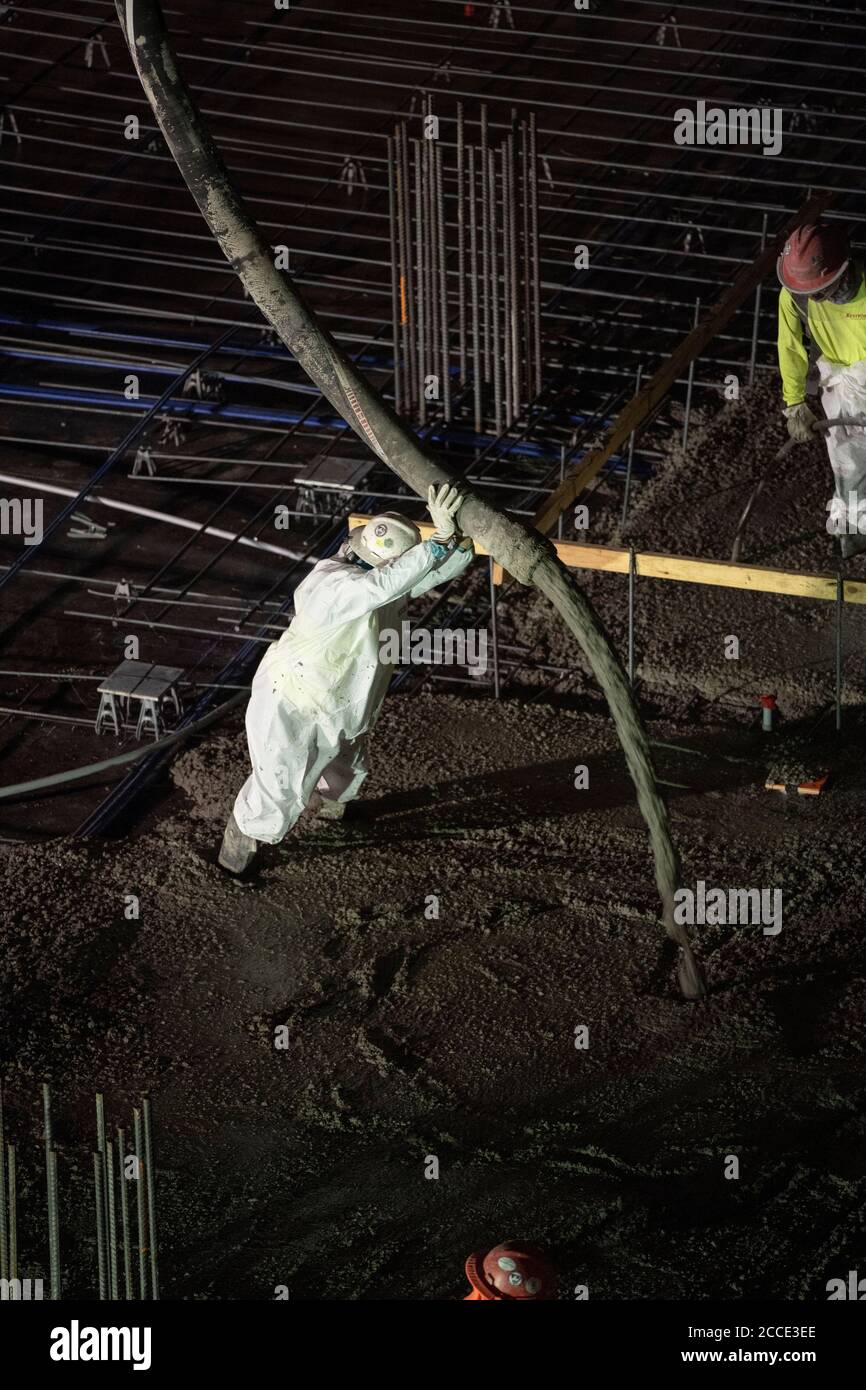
[777,221,866,558]
[218,484,474,873]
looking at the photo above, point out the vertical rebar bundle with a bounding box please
[95,1091,111,1296]
[7,1143,16,1282]
[43,1082,61,1299]
[435,143,450,423]
[133,1106,148,1300]
[142,1096,159,1301]
[93,1151,107,1300]
[501,140,511,427]
[508,129,520,419]
[0,1080,8,1282]
[468,143,481,436]
[489,148,502,435]
[94,1093,159,1300]
[96,1095,155,1300]
[400,122,417,411]
[117,1126,133,1300]
[481,105,491,383]
[521,120,532,401]
[386,135,401,417]
[387,101,542,439]
[47,1150,60,1299]
[456,102,467,386]
[106,1137,119,1300]
[529,111,542,398]
[412,138,426,426]
[426,98,438,392]
[0,1085,158,1300]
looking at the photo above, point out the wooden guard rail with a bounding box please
[349,516,866,604]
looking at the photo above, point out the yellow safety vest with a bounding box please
[778,266,866,406]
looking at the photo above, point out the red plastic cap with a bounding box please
[465,1241,556,1300]
[760,694,777,709]
[777,223,849,295]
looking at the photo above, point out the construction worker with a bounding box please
[777,221,866,557]
[463,1240,556,1300]
[219,485,473,874]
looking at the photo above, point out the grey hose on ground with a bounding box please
[114,0,705,997]
[0,691,246,801]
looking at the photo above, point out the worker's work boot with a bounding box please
[218,812,259,874]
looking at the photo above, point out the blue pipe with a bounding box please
[0,380,651,475]
[0,343,628,439]
[0,313,626,437]
[0,310,384,370]
[0,324,239,595]
[0,382,346,431]
[0,345,325,395]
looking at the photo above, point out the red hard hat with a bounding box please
[465,1241,556,1300]
[777,222,849,294]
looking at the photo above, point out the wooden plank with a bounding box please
[636,551,842,601]
[578,545,866,604]
[349,516,866,604]
[105,659,152,680]
[98,660,155,697]
[131,677,173,700]
[149,665,184,684]
[532,189,837,537]
[547,541,630,574]
[98,673,145,697]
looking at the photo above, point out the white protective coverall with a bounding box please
[778,273,866,553]
[818,360,866,546]
[233,537,474,842]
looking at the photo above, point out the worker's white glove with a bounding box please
[783,401,818,443]
[427,483,464,542]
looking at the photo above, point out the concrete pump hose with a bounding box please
[533,556,706,1000]
[115,0,706,999]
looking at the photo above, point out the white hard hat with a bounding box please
[348,512,421,566]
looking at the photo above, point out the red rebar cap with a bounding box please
[465,1241,556,1300]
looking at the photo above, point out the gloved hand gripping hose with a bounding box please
[428,484,464,542]
[782,401,819,444]
[731,417,855,562]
